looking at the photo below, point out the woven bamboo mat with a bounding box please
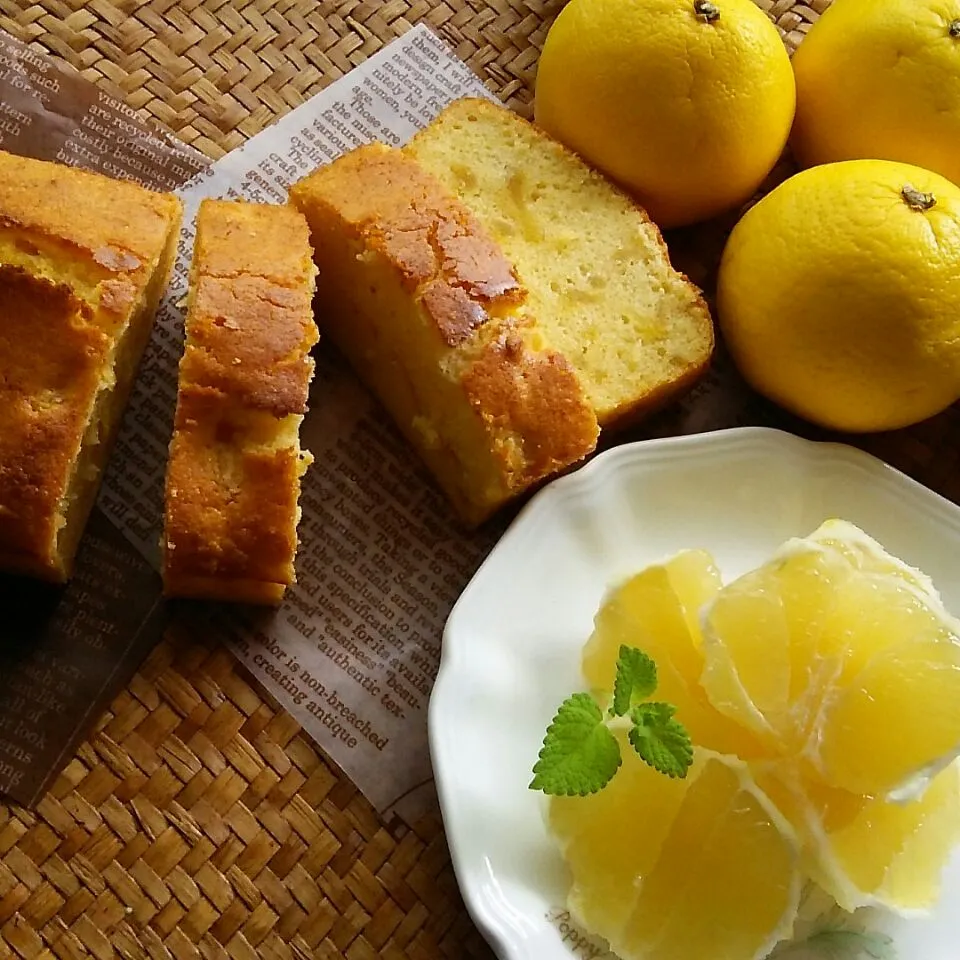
[0,1,827,958]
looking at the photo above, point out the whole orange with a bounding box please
[792,0,960,185]
[534,0,796,228]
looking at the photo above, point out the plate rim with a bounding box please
[427,425,960,960]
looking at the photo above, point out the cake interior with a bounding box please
[406,100,714,427]
[161,200,319,603]
[0,215,180,581]
[291,205,532,523]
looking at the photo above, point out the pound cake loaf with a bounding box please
[162,200,319,605]
[0,151,182,582]
[405,97,714,429]
[289,144,599,526]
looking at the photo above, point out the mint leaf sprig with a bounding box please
[530,645,694,796]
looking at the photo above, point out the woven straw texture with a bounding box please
[0,1,829,959]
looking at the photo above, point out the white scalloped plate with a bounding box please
[429,427,960,960]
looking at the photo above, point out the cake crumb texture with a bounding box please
[162,199,319,604]
[406,98,714,429]
[290,143,599,526]
[0,150,182,581]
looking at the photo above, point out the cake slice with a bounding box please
[162,200,319,604]
[405,97,714,429]
[0,151,182,582]
[289,143,600,527]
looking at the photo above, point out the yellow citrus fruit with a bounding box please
[582,550,767,759]
[548,729,698,942]
[717,159,960,432]
[816,630,960,798]
[700,520,944,753]
[700,537,854,752]
[756,761,960,914]
[551,522,960,950]
[549,750,801,960]
[701,520,960,799]
[534,0,796,228]
[792,0,960,185]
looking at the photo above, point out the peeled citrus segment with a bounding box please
[549,750,801,960]
[582,551,766,758]
[756,761,960,914]
[878,763,960,911]
[814,572,954,688]
[582,549,720,691]
[613,753,801,960]
[811,520,938,598]
[700,565,791,744]
[815,635,960,797]
[548,729,694,939]
[701,541,853,752]
[701,519,960,769]
[551,522,960,959]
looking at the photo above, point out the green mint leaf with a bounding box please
[531,692,622,796]
[771,928,896,960]
[628,702,693,779]
[611,645,658,716]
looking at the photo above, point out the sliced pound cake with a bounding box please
[0,151,182,581]
[289,143,600,527]
[405,97,713,429]
[162,200,319,604]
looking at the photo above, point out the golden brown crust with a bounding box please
[418,279,488,346]
[162,200,319,603]
[180,273,316,417]
[0,149,181,278]
[290,144,599,526]
[290,143,526,347]
[164,388,305,595]
[407,98,715,430]
[191,197,317,288]
[462,328,601,487]
[181,201,318,418]
[0,268,108,570]
[0,153,182,581]
[164,575,286,606]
